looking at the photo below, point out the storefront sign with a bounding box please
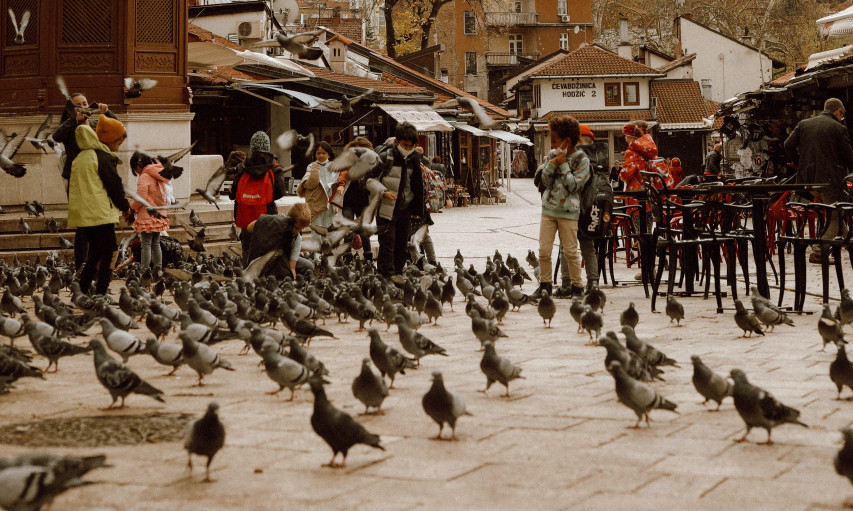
[550,81,597,99]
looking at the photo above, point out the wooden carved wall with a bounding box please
[2,0,39,77]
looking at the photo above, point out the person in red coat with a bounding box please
[619,123,658,206]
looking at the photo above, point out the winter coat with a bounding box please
[365,144,425,221]
[52,107,118,181]
[228,151,286,220]
[245,214,296,265]
[67,125,129,228]
[540,149,590,220]
[619,134,658,207]
[297,160,338,225]
[131,163,170,233]
[784,111,853,200]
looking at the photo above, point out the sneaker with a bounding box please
[553,286,572,298]
[809,252,834,264]
[570,285,585,299]
[530,282,553,300]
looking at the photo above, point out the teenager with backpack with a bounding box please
[229,131,287,265]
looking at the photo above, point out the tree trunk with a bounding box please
[420,0,452,50]
[384,0,398,58]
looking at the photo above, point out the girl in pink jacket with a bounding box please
[130,155,171,268]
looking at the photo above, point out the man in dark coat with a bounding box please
[703,143,722,177]
[784,97,853,262]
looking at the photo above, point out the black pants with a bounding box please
[78,224,117,295]
[377,208,411,277]
[240,229,253,267]
[73,227,89,270]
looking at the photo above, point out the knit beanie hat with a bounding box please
[249,131,270,154]
[95,115,126,146]
[579,124,595,140]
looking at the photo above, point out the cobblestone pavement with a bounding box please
[2,179,852,510]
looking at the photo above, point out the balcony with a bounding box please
[485,52,541,66]
[484,11,538,26]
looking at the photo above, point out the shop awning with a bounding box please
[188,42,314,78]
[375,104,454,132]
[487,130,532,146]
[454,123,489,137]
[818,6,853,39]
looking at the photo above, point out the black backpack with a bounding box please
[578,165,614,239]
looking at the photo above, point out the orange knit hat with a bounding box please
[579,124,595,140]
[95,114,126,146]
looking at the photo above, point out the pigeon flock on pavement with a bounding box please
[0,236,852,507]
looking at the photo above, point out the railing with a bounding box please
[485,52,541,66]
[484,11,538,26]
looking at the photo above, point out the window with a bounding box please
[464,11,476,35]
[509,34,523,54]
[605,82,621,106]
[557,0,567,15]
[623,82,639,106]
[465,52,477,75]
[559,33,569,50]
[513,1,522,13]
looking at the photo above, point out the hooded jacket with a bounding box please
[228,150,286,217]
[52,105,117,181]
[540,149,589,220]
[131,163,170,233]
[365,143,425,221]
[297,160,337,222]
[67,125,129,228]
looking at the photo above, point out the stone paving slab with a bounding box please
[2,178,853,510]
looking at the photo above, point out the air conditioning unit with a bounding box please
[560,14,570,23]
[238,21,262,39]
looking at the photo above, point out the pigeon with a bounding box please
[143,336,185,376]
[275,130,315,160]
[730,368,808,444]
[58,235,74,250]
[18,217,31,235]
[179,330,235,386]
[690,355,733,410]
[7,8,29,45]
[98,318,147,363]
[583,284,606,311]
[0,128,28,177]
[733,299,764,337]
[470,309,507,348]
[25,116,56,155]
[490,289,509,324]
[0,314,26,346]
[0,352,43,383]
[835,427,853,491]
[229,223,238,242]
[479,341,524,397]
[309,375,384,468]
[189,209,205,228]
[31,201,45,216]
[195,163,227,210]
[434,96,498,129]
[819,304,846,352]
[830,344,853,400]
[609,361,678,428]
[622,326,678,368]
[123,77,157,98]
[620,302,639,328]
[750,286,794,331]
[287,337,328,377]
[0,454,107,511]
[840,288,853,328]
[579,305,602,345]
[184,401,226,482]
[454,249,464,267]
[423,292,443,325]
[569,297,585,333]
[90,339,164,409]
[395,315,447,364]
[252,29,325,60]
[317,89,374,120]
[367,328,415,389]
[280,309,336,345]
[599,333,662,382]
[537,289,556,327]
[187,225,206,253]
[102,303,138,331]
[24,201,40,217]
[123,187,182,220]
[352,358,389,414]
[422,371,472,440]
[28,333,91,373]
[144,310,172,340]
[327,146,384,180]
[665,294,684,325]
[261,345,310,400]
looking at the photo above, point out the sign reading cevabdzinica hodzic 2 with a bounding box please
[551,81,597,98]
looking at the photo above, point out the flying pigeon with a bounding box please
[730,368,808,444]
[0,128,28,177]
[327,146,385,180]
[184,401,226,482]
[317,88,374,119]
[252,29,325,60]
[7,8,30,45]
[124,77,157,98]
[434,96,499,129]
[276,130,315,160]
[422,371,472,440]
[195,164,226,210]
[25,115,56,154]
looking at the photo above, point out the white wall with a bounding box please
[534,77,651,117]
[679,18,773,103]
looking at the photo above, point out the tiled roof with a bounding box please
[300,64,430,95]
[531,45,663,77]
[769,70,796,86]
[649,80,709,126]
[189,23,245,52]
[188,23,269,83]
[541,109,653,122]
[657,53,696,73]
[304,18,363,44]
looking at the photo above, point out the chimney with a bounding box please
[740,27,752,45]
[618,17,632,60]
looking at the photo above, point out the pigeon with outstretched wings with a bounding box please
[25,115,57,154]
[0,128,30,178]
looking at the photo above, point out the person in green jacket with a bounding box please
[67,115,131,296]
[533,114,590,299]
